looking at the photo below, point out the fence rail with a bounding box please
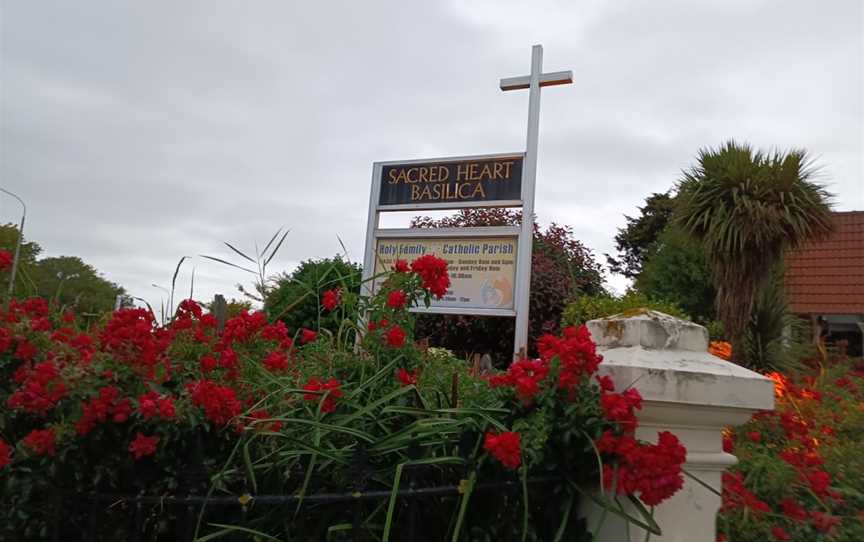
[48,475,563,542]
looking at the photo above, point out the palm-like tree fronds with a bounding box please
[675,141,833,362]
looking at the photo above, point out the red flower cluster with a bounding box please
[100,309,169,369]
[386,290,407,309]
[487,326,605,405]
[385,325,406,347]
[0,439,11,469]
[484,431,521,470]
[410,255,450,298]
[129,433,159,459]
[538,325,603,394]
[187,380,242,426]
[392,259,410,273]
[302,378,342,413]
[488,358,549,403]
[721,471,770,514]
[597,430,686,506]
[263,350,289,372]
[220,310,268,347]
[0,250,12,270]
[137,392,176,420]
[76,386,133,435]
[600,388,643,430]
[300,328,317,344]
[395,368,418,386]
[22,428,56,456]
[7,361,68,413]
[321,289,341,311]
[176,299,203,319]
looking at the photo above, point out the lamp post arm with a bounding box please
[0,188,27,299]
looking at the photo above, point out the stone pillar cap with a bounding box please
[587,309,709,351]
[586,310,775,413]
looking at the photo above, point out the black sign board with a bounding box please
[378,155,523,207]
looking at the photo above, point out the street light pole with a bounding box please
[0,188,27,298]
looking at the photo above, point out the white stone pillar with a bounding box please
[581,311,775,542]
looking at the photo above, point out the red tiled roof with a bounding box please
[786,211,864,315]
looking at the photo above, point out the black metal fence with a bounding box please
[45,475,565,542]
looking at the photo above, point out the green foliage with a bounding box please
[264,256,362,335]
[675,141,834,358]
[561,291,689,328]
[606,191,676,279]
[0,224,123,316]
[636,226,715,323]
[738,266,808,373]
[29,256,123,316]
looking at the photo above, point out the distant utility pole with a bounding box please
[0,188,27,298]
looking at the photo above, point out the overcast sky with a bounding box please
[1,0,862,311]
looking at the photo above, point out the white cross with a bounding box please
[500,45,572,359]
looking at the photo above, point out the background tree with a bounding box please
[411,208,605,365]
[675,141,833,363]
[635,226,715,323]
[0,224,123,315]
[265,256,362,335]
[29,256,124,315]
[606,191,675,279]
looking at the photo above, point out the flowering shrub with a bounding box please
[718,354,864,541]
[0,257,687,541]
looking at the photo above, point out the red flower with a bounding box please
[392,259,410,273]
[396,368,418,386]
[810,511,841,533]
[0,250,12,270]
[770,526,790,541]
[599,431,686,506]
[75,386,132,435]
[722,434,734,453]
[22,428,56,456]
[129,433,159,459]
[601,388,642,429]
[7,361,68,414]
[300,328,317,344]
[486,358,550,403]
[30,317,52,332]
[200,355,218,373]
[0,439,11,469]
[385,325,406,347]
[187,380,242,425]
[302,378,343,413]
[137,392,176,420]
[484,431,521,470]
[322,289,341,311]
[779,498,808,522]
[747,431,761,443]
[261,321,289,342]
[807,470,831,496]
[596,375,615,392]
[177,299,203,319]
[264,350,289,372]
[386,290,408,309]
[410,255,450,298]
[721,471,770,515]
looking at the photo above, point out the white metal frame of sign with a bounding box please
[361,44,571,359]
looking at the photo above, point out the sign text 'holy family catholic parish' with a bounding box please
[362,45,572,357]
[378,156,523,207]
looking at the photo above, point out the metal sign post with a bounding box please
[501,45,572,359]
